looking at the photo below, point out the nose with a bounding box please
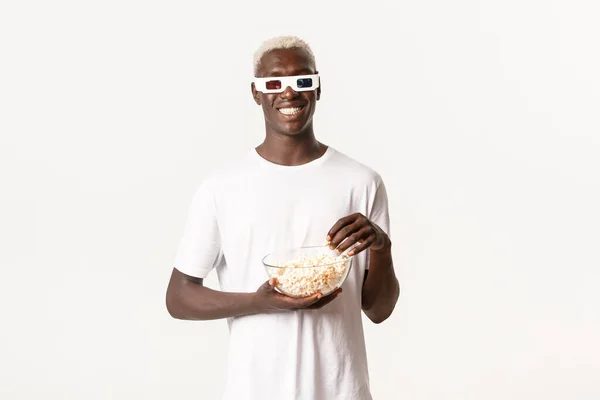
[279,85,299,100]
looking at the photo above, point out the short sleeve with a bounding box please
[173,180,225,278]
[369,176,391,237]
[366,176,391,270]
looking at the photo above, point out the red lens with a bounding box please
[265,80,282,90]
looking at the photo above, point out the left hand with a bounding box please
[326,213,390,256]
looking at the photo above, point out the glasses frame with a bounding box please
[253,74,320,94]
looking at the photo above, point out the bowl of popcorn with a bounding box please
[262,245,353,298]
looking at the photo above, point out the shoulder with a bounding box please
[327,147,385,188]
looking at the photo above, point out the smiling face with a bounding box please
[252,48,321,137]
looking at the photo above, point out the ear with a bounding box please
[251,82,261,105]
[316,72,321,101]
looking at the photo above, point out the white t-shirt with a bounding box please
[173,146,390,400]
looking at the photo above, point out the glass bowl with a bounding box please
[262,245,353,298]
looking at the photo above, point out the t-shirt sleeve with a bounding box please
[366,176,391,270]
[173,180,225,279]
[369,176,391,236]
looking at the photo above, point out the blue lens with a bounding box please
[296,78,313,88]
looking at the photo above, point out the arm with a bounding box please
[327,213,400,324]
[166,268,257,320]
[169,180,342,321]
[165,268,342,321]
[361,238,400,324]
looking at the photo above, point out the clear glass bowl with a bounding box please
[262,245,353,298]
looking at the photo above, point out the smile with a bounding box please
[277,106,305,116]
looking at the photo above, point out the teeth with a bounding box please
[278,107,303,115]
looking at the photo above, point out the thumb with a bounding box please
[258,278,276,292]
[297,292,323,307]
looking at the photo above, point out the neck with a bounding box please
[257,124,327,166]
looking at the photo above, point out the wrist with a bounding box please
[371,235,392,255]
[249,292,266,314]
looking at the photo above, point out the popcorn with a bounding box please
[267,252,351,298]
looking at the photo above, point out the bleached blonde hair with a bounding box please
[253,35,316,76]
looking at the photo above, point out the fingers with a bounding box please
[326,213,386,256]
[256,280,316,311]
[292,292,323,308]
[347,236,375,256]
[260,279,342,311]
[336,226,374,254]
[326,213,361,244]
[328,218,364,252]
[306,288,342,309]
[258,278,277,292]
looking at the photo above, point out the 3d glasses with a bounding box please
[253,74,320,94]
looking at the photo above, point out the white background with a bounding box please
[1,1,599,399]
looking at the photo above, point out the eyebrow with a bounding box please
[266,68,314,77]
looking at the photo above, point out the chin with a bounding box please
[277,127,309,137]
[274,119,313,136]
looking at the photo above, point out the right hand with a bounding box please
[253,278,342,312]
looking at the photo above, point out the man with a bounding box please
[166,35,400,400]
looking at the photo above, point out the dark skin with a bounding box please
[327,213,399,323]
[166,48,399,323]
[251,47,325,166]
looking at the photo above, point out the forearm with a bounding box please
[166,271,259,321]
[362,241,400,323]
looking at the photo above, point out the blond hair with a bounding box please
[253,35,316,76]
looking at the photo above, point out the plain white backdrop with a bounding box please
[1,0,599,399]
